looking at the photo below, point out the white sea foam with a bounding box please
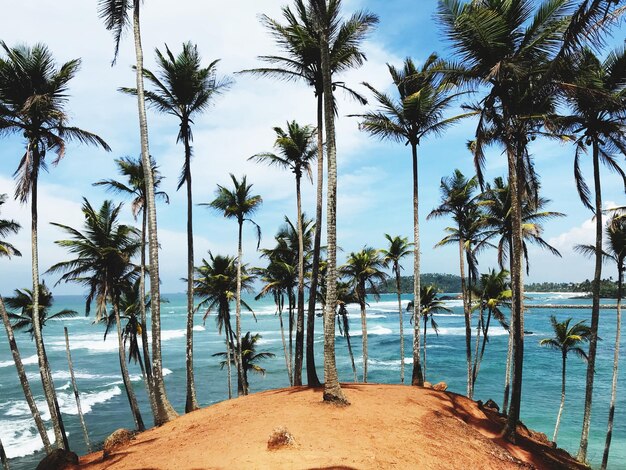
[161,329,186,341]
[0,354,38,369]
[48,333,118,353]
[58,386,121,415]
[0,417,56,459]
[348,325,393,336]
[437,326,508,336]
[192,325,206,332]
[163,368,173,377]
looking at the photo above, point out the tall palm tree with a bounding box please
[554,47,626,459]
[124,41,231,413]
[204,174,262,396]
[0,194,21,258]
[195,252,255,399]
[48,199,145,432]
[340,247,387,382]
[242,1,377,388]
[250,121,317,386]
[0,41,110,449]
[428,169,481,396]
[94,155,169,415]
[6,283,77,337]
[98,0,177,425]
[353,55,468,386]
[540,316,592,444]
[436,0,573,440]
[380,234,412,383]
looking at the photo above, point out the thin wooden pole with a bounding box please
[64,327,91,452]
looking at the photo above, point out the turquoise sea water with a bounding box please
[1,292,624,469]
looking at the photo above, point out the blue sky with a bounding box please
[1,0,624,295]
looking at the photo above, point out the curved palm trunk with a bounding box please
[64,327,91,452]
[395,267,405,383]
[359,291,368,383]
[602,260,622,469]
[410,143,424,386]
[422,317,428,382]
[458,238,472,397]
[294,176,305,386]
[139,210,156,417]
[236,220,247,395]
[0,296,51,454]
[553,352,567,443]
[305,92,324,388]
[224,320,233,399]
[30,179,68,450]
[114,302,145,431]
[473,308,492,388]
[319,4,347,403]
[288,291,294,383]
[503,318,514,414]
[278,303,293,385]
[471,307,483,396]
[578,142,603,462]
[133,0,177,425]
[184,133,199,412]
[0,436,8,470]
[341,313,358,382]
[504,144,525,442]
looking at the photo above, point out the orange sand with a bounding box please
[78,384,586,470]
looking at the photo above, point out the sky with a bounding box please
[0,0,624,296]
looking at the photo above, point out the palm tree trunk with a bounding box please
[0,296,51,454]
[422,317,428,383]
[114,302,145,431]
[236,219,246,395]
[503,316,513,414]
[30,178,68,450]
[184,132,199,413]
[395,268,405,383]
[553,352,567,443]
[63,327,91,452]
[458,238,471,397]
[473,308,491,389]
[139,209,156,417]
[0,436,8,470]
[224,322,232,399]
[294,176,305,386]
[602,260,622,469]
[578,141,603,462]
[319,0,347,403]
[410,142,424,386]
[133,0,177,425]
[278,306,293,385]
[471,309,482,395]
[306,92,325,388]
[289,292,294,384]
[359,293,368,383]
[341,314,358,382]
[504,144,525,442]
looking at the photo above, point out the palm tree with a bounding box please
[340,247,387,382]
[428,169,482,396]
[204,174,262,396]
[98,0,177,425]
[380,234,412,383]
[0,41,110,449]
[242,1,377,389]
[554,47,626,459]
[418,285,451,382]
[123,41,231,413]
[213,332,275,393]
[94,155,169,415]
[576,214,626,469]
[251,121,316,385]
[0,194,21,258]
[334,279,359,383]
[48,199,145,432]
[353,55,468,386]
[6,283,77,337]
[195,253,255,399]
[436,0,573,440]
[540,316,592,444]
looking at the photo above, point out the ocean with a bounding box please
[1,292,624,469]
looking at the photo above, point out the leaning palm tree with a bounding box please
[0,41,111,449]
[48,199,145,432]
[94,155,169,415]
[540,316,592,444]
[242,1,378,388]
[418,285,451,383]
[250,121,317,385]
[195,252,255,399]
[204,174,262,396]
[340,247,387,382]
[124,41,231,413]
[0,194,21,258]
[380,234,412,383]
[98,0,177,425]
[428,169,481,396]
[213,332,275,394]
[555,47,626,459]
[353,55,468,386]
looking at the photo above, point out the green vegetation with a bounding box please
[373,273,463,294]
[525,279,621,298]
